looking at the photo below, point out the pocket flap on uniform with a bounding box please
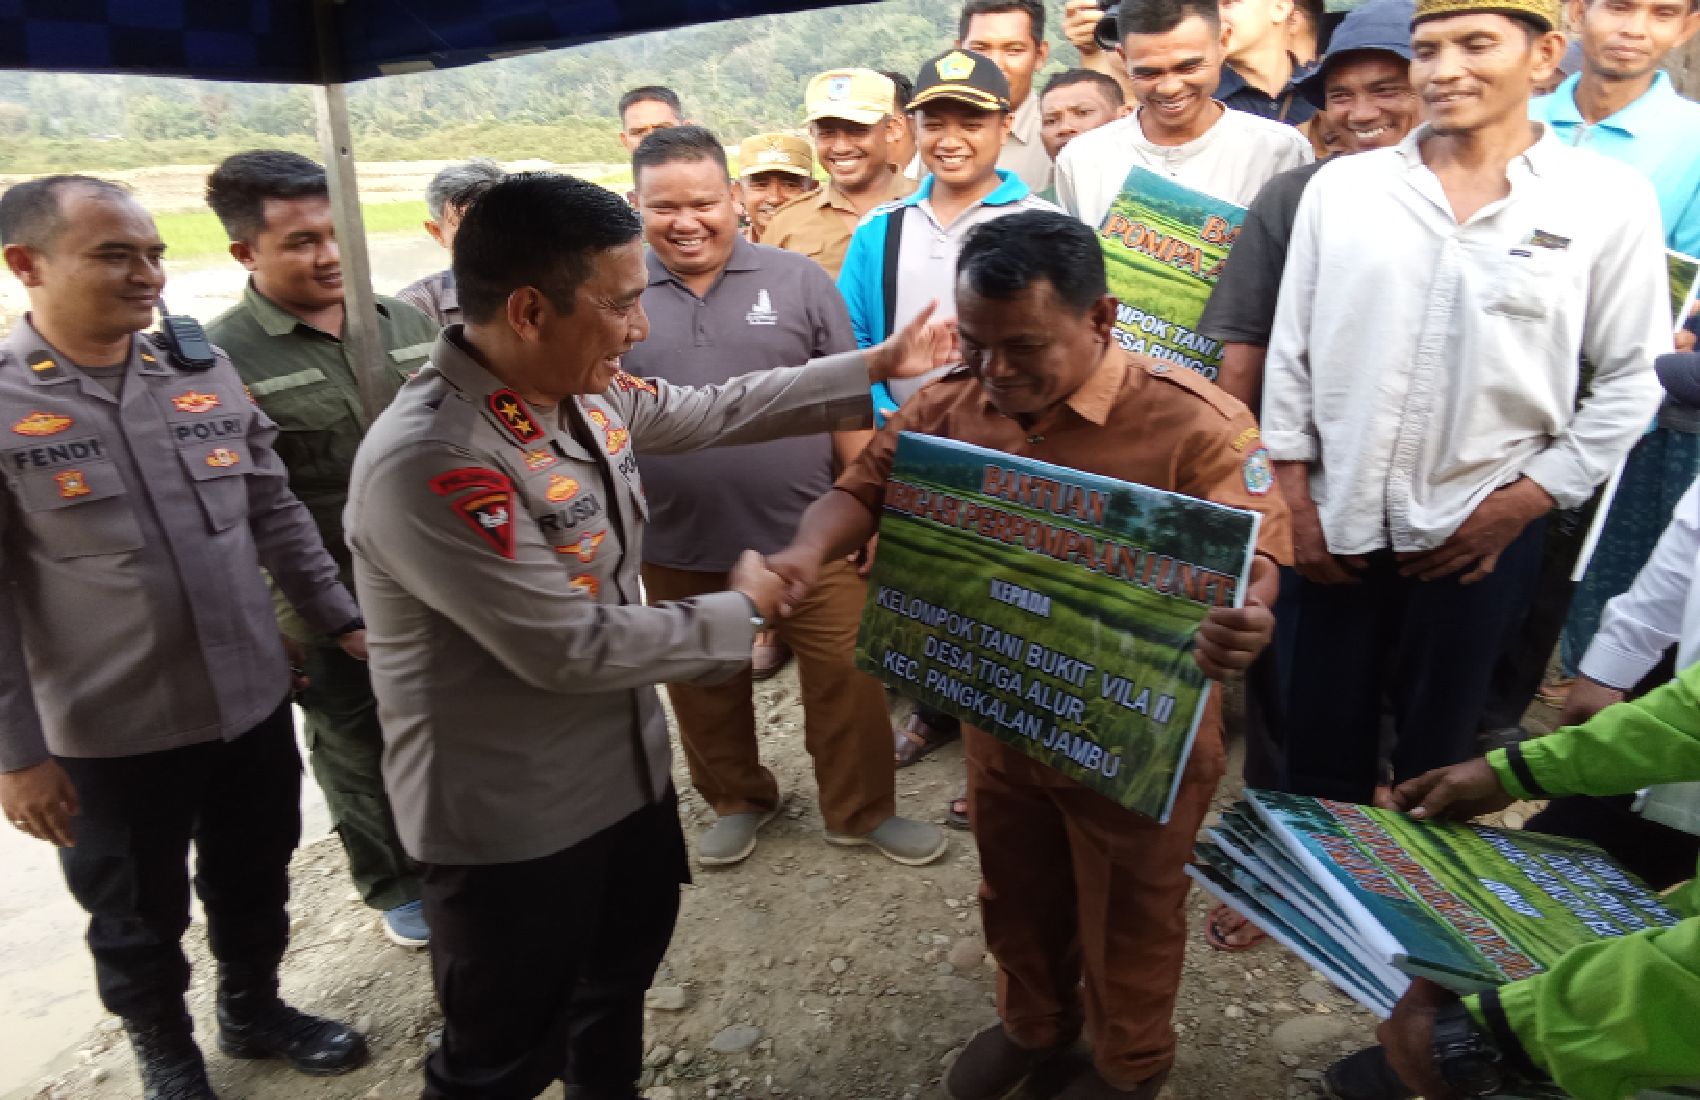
[13,460,125,512]
[249,367,329,396]
[388,342,435,363]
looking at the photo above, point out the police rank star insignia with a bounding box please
[1243,447,1274,496]
[172,391,221,413]
[488,389,544,444]
[12,412,73,436]
[206,448,240,468]
[54,470,90,498]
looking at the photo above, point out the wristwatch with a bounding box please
[740,594,767,632]
[1431,1002,1504,1097]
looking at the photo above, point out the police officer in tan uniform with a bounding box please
[345,172,949,1100]
[764,68,919,278]
[0,176,368,1099]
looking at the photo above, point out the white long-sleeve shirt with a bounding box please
[1053,104,1312,228]
[1577,474,1700,836]
[1262,124,1671,554]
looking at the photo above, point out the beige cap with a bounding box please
[737,132,814,178]
[805,69,897,125]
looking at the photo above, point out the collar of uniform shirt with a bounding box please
[974,349,1125,430]
[1541,70,1678,138]
[244,279,392,339]
[644,234,763,288]
[1393,121,1561,180]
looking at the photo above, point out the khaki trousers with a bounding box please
[965,713,1223,1089]
[642,559,895,836]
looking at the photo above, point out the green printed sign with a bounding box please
[1097,166,1247,383]
[1248,790,1681,990]
[855,433,1260,822]
[1670,249,1700,331]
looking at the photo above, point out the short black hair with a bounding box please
[205,150,327,243]
[1119,0,1221,37]
[618,85,683,124]
[453,173,641,325]
[630,125,730,185]
[0,175,132,250]
[958,0,1046,42]
[882,70,916,111]
[958,210,1107,314]
[1041,68,1127,108]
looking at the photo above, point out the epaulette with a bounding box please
[1135,356,1248,422]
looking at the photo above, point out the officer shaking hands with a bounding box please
[0,175,368,1100]
[345,172,952,1100]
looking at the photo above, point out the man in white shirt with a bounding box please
[1054,0,1312,227]
[958,0,1054,195]
[1261,0,1672,803]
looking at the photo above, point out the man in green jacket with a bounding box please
[205,150,440,948]
[1360,665,1700,1100]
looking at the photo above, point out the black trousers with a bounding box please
[1275,521,1546,803]
[56,699,300,1021]
[420,791,690,1100]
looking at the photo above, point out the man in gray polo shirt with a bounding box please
[627,125,948,868]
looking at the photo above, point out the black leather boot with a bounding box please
[215,974,367,1076]
[123,1011,219,1100]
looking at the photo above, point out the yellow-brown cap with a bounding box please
[737,132,814,178]
[1411,0,1561,32]
[805,69,898,125]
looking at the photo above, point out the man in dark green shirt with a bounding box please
[205,150,439,948]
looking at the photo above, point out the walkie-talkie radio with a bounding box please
[154,302,217,372]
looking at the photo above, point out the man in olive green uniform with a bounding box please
[205,150,439,948]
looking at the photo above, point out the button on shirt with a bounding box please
[1055,105,1313,228]
[1262,125,1671,555]
[0,321,357,771]
[208,284,438,636]
[346,330,875,865]
[998,91,1054,195]
[623,239,856,572]
[1533,72,1700,256]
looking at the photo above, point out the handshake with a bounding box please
[726,544,831,624]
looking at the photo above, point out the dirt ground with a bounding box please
[24,672,1553,1100]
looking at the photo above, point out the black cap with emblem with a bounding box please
[909,49,1012,114]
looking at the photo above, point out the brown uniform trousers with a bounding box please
[643,558,895,835]
[832,354,1294,1091]
[966,701,1226,1089]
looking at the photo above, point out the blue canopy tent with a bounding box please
[0,0,873,412]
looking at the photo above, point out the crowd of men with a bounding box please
[0,0,1697,1097]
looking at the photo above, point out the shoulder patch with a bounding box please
[1134,355,1246,421]
[1243,446,1274,496]
[451,489,517,558]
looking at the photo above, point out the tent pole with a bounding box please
[312,83,392,421]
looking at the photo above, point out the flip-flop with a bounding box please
[1205,903,1269,952]
[945,781,970,831]
[894,712,959,768]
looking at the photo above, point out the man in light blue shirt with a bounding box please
[1530,0,1700,255]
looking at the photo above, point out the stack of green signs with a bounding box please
[855,432,1260,822]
